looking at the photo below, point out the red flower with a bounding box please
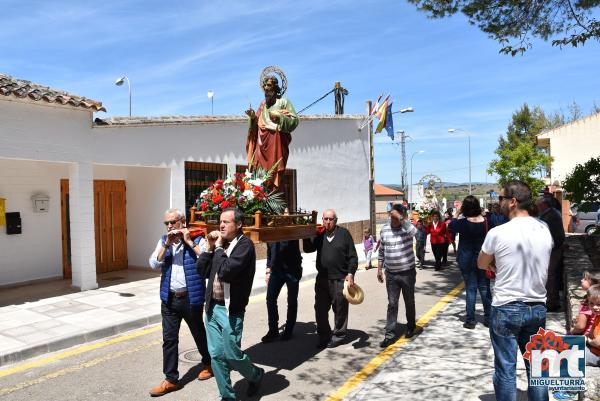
[212,194,223,204]
[253,186,262,193]
[220,200,229,209]
[215,180,223,190]
[200,202,208,211]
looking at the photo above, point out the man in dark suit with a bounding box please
[196,208,264,401]
[261,240,303,342]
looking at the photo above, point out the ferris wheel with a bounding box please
[418,174,443,198]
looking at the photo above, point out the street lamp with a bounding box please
[392,106,414,115]
[448,128,472,195]
[410,150,425,213]
[207,90,214,115]
[115,76,131,117]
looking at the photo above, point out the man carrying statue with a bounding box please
[246,66,299,191]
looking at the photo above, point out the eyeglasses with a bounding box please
[323,217,336,221]
[163,219,180,226]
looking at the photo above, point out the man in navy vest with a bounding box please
[148,208,212,397]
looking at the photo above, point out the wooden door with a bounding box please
[60,179,72,279]
[94,180,128,273]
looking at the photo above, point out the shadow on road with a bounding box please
[244,322,371,371]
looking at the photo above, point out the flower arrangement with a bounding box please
[196,167,285,219]
[415,198,440,221]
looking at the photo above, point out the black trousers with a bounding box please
[384,269,416,339]
[431,243,446,268]
[314,276,348,342]
[161,295,210,383]
[442,241,449,263]
[545,247,563,310]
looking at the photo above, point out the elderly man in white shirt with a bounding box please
[148,208,212,397]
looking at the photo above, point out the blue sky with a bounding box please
[2,0,599,185]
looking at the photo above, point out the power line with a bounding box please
[297,89,334,114]
[297,82,348,115]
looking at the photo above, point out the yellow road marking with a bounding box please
[324,281,465,401]
[0,339,162,396]
[0,325,162,379]
[0,278,316,380]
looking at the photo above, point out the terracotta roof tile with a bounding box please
[374,183,404,196]
[0,73,106,112]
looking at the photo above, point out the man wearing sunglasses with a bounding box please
[304,209,358,349]
[148,208,212,397]
[478,181,553,401]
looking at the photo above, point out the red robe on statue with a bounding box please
[246,97,299,189]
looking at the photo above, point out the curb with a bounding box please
[0,270,322,367]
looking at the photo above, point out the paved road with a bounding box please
[0,257,463,401]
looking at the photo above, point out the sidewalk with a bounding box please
[344,292,566,401]
[0,244,367,367]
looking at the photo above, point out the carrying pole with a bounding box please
[367,101,376,236]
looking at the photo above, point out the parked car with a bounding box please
[571,202,600,234]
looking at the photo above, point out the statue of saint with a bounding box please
[246,66,299,190]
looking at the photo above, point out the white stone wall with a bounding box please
[0,99,97,289]
[0,94,369,286]
[0,98,92,162]
[92,118,369,223]
[539,113,600,183]
[0,159,68,285]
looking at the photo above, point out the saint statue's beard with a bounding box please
[265,90,277,104]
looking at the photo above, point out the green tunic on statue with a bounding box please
[246,97,299,189]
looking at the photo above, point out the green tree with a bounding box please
[488,104,553,194]
[563,157,600,211]
[407,0,600,55]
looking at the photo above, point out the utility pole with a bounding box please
[399,130,409,194]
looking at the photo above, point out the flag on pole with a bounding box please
[375,95,390,120]
[375,98,390,134]
[369,94,383,116]
[384,102,394,140]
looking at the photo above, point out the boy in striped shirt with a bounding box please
[377,204,418,348]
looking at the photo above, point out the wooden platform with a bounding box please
[189,209,318,243]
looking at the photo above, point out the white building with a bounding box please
[0,73,369,290]
[537,111,600,185]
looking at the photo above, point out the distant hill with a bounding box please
[384,182,497,190]
[383,182,501,201]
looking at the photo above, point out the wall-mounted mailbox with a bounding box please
[6,212,21,235]
[31,193,50,213]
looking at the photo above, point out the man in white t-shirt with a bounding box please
[478,180,553,401]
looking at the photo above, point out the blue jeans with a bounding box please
[490,302,548,401]
[457,248,491,324]
[205,304,262,400]
[266,270,300,333]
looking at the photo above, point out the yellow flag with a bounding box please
[375,98,389,133]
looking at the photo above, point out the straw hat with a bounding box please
[343,280,364,305]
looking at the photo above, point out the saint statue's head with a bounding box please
[262,76,281,102]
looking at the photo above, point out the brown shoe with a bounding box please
[198,364,213,381]
[149,380,179,397]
